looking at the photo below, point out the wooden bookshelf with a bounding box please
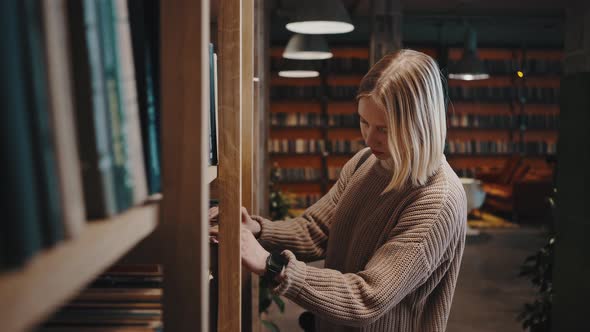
[0,202,159,332]
[0,0,260,331]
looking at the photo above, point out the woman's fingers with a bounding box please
[208,206,219,223]
[209,225,219,243]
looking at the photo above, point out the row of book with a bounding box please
[287,193,323,210]
[270,56,370,74]
[447,113,559,130]
[41,265,163,331]
[271,112,323,127]
[271,86,322,100]
[269,139,365,155]
[445,141,518,154]
[327,57,370,74]
[448,86,560,103]
[269,139,326,154]
[522,142,558,155]
[272,85,559,104]
[445,140,557,155]
[277,168,323,182]
[448,114,517,129]
[2,0,162,269]
[521,114,559,129]
[270,113,361,128]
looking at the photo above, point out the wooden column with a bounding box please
[160,0,210,331]
[241,0,256,330]
[218,0,243,330]
[369,0,402,66]
[552,2,590,330]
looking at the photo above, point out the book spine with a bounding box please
[209,43,218,165]
[128,0,161,194]
[68,0,118,219]
[0,0,43,268]
[20,0,65,247]
[41,0,86,238]
[96,0,134,212]
[113,0,148,205]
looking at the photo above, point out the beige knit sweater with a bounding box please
[253,148,467,331]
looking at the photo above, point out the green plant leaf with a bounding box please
[272,294,286,313]
[261,320,280,332]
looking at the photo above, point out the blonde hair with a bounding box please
[357,49,447,192]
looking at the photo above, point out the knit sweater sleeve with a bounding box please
[271,185,464,327]
[251,148,370,262]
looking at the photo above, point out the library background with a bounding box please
[0,0,589,332]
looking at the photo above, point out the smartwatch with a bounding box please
[263,252,287,285]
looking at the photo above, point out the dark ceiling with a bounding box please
[268,0,566,48]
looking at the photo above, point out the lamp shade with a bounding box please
[283,34,333,60]
[278,59,320,78]
[448,28,490,81]
[286,0,354,35]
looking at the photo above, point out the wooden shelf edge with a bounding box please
[207,165,218,184]
[0,202,160,332]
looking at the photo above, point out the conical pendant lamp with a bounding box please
[448,28,489,81]
[286,0,354,35]
[283,34,333,60]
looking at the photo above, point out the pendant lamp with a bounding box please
[283,34,333,60]
[286,0,354,35]
[448,28,489,81]
[278,59,320,78]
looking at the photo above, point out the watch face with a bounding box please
[265,253,286,280]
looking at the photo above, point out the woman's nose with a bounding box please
[365,128,381,147]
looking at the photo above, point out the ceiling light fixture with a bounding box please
[448,28,490,81]
[286,0,354,35]
[283,34,333,60]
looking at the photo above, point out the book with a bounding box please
[68,0,118,219]
[96,0,134,212]
[20,0,65,247]
[113,0,148,205]
[0,0,43,268]
[128,0,162,194]
[209,44,219,165]
[41,0,86,238]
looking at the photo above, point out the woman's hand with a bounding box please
[240,226,270,276]
[209,226,269,275]
[208,206,261,237]
[240,207,261,236]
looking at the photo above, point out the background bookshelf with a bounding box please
[270,45,560,216]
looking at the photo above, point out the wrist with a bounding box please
[256,251,270,276]
[262,252,288,285]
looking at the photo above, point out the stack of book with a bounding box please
[41,265,163,331]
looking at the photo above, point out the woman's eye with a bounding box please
[378,127,387,134]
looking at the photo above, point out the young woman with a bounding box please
[211,49,467,331]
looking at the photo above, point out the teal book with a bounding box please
[68,0,118,219]
[128,0,162,194]
[19,0,65,247]
[96,0,134,211]
[112,0,149,205]
[0,0,43,268]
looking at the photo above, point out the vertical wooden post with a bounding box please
[241,0,256,330]
[160,0,210,331]
[218,0,243,330]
